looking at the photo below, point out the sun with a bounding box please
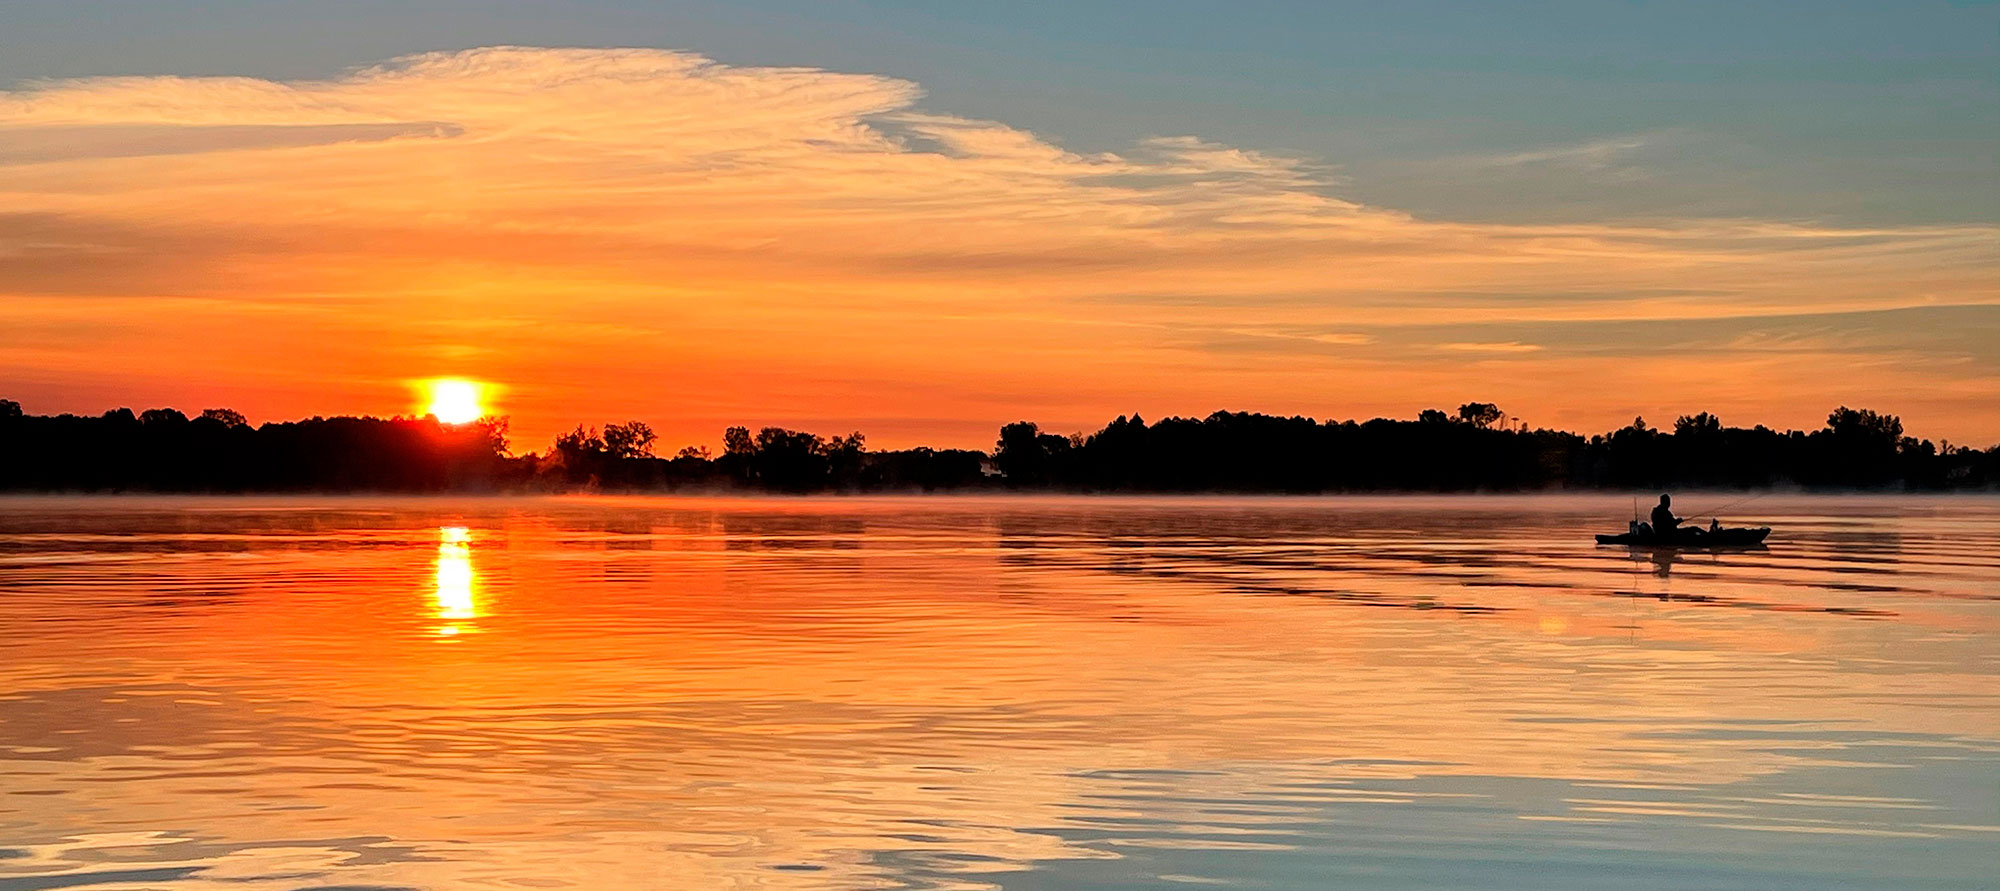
[423,379,486,425]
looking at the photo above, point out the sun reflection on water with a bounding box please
[433,525,477,636]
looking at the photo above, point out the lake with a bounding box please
[0,494,1994,890]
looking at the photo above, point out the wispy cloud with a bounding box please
[1437,342,1545,353]
[1422,133,1669,186]
[1484,135,1652,170]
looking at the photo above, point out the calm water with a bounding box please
[0,495,1995,890]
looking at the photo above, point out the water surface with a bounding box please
[1,495,1995,889]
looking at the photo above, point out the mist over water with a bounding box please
[0,494,1994,890]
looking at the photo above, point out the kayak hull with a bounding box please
[1595,527,1770,547]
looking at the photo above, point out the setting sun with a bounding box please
[423,379,486,425]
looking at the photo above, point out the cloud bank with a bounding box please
[1,47,1994,445]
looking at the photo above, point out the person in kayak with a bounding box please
[1650,494,1703,540]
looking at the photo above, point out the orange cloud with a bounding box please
[1,47,1994,448]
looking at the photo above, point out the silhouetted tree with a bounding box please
[713,426,756,484]
[603,421,657,459]
[554,424,605,455]
[1826,406,1902,443]
[748,427,829,490]
[723,426,753,456]
[1457,402,1503,428]
[473,415,510,455]
[199,408,248,428]
[1674,412,1722,437]
[1813,406,1906,486]
[827,431,866,487]
[995,421,1074,486]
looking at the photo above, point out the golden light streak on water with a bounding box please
[432,525,477,636]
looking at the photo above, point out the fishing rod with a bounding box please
[1680,492,1767,521]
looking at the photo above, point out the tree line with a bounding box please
[0,397,1993,493]
[992,405,1993,491]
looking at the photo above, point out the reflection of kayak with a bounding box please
[1595,527,1770,547]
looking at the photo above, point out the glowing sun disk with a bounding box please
[425,379,485,424]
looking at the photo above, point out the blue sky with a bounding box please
[5,0,1995,225]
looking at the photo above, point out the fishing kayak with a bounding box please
[1595,526,1770,547]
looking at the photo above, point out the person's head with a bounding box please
[1658,494,1671,506]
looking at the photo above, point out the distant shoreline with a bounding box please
[3,489,1997,502]
[4,400,1995,495]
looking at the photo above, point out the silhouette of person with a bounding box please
[1651,494,1685,538]
[1650,494,1706,540]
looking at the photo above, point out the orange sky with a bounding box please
[2,47,1996,451]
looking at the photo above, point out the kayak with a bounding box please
[1595,526,1770,547]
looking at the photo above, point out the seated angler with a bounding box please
[1650,494,1702,540]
